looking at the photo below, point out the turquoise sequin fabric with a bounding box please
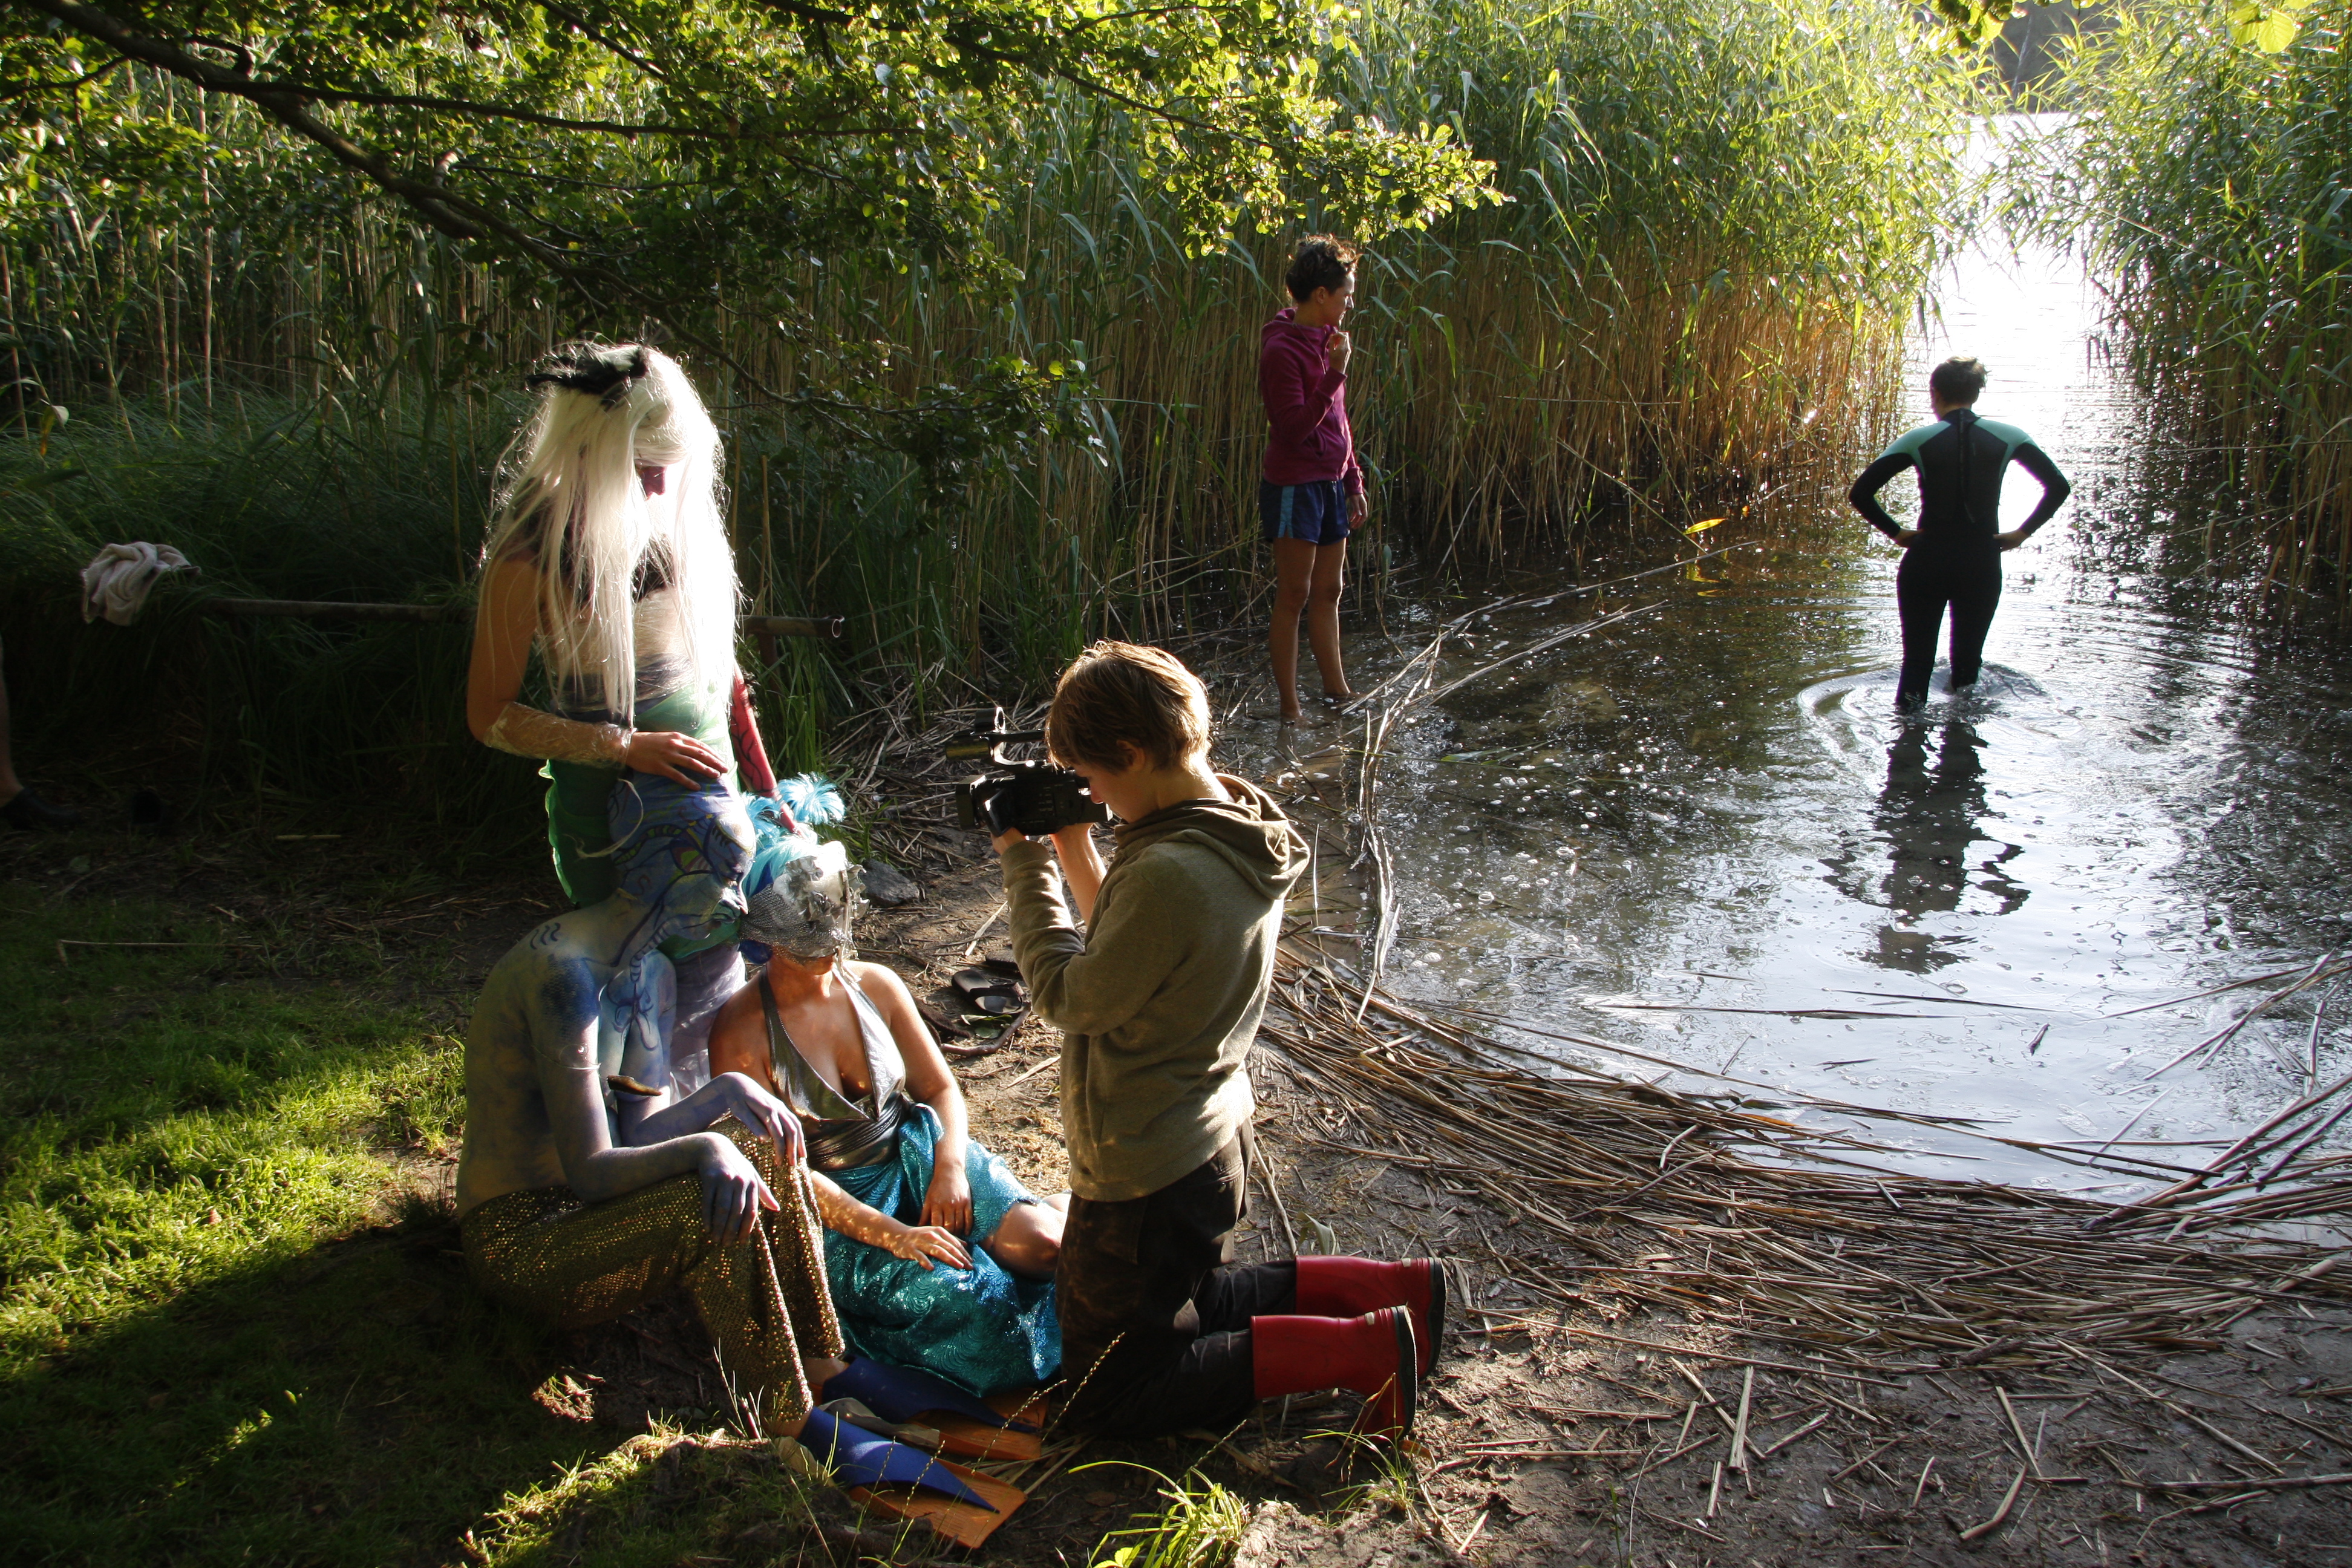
[823,1102,1060,1396]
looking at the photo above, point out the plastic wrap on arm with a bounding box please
[483,701,632,767]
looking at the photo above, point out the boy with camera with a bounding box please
[984,641,1445,1442]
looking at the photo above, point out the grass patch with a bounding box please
[1080,1461,1252,1568]
[0,881,621,1565]
[471,1428,834,1568]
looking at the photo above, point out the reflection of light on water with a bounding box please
[1222,117,2352,1191]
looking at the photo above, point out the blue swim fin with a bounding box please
[822,1358,1032,1431]
[796,1408,996,1511]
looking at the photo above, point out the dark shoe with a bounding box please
[1,788,82,831]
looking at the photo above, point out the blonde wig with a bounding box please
[481,344,737,716]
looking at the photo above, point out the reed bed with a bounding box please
[1,0,1973,815]
[1261,960,2352,1368]
[2043,0,2352,616]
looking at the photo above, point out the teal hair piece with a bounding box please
[741,777,858,963]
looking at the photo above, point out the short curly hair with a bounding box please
[1046,641,1213,774]
[1285,235,1361,303]
[1930,356,1988,406]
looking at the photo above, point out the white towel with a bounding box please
[79,543,198,626]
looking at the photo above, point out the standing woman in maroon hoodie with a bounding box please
[1258,236,1369,725]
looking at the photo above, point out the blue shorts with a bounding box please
[1259,479,1352,546]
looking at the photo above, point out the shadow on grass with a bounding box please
[2,1211,608,1566]
[0,883,626,1564]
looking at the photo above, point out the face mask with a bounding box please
[742,838,861,964]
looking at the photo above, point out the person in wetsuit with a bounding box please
[1849,356,2072,712]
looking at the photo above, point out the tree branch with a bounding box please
[13,0,781,396]
[0,51,127,101]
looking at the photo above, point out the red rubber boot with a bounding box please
[1295,1256,1447,1375]
[1249,1308,1418,1440]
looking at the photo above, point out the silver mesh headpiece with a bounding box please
[741,838,861,962]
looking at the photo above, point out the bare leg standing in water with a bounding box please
[1270,537,1356,724]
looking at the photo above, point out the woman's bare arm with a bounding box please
[543,1063,776,1244]
[805,1165,971,1270]
[856,962,975,1234]
[1047,825,1108,923]
[465,554,726,781]
[860,962,969,1154]
[468,556,540,741]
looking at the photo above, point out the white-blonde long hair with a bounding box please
[481,344,737,714]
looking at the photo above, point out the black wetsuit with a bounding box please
[1849,408,2071,710]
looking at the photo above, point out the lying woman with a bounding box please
[709,838,1063,1398]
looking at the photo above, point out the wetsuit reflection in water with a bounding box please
[1849,357,2071,712]
[1824,719,2027,972]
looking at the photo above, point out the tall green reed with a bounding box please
[2039,0,2352,613]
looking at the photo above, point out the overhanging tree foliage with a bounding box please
[2,0,1494,463]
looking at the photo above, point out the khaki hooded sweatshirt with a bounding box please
[1001,777,1309,1201]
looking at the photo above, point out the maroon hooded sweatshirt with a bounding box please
[1258,306,1364,496]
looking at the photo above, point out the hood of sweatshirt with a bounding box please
[1112,775,1309,904]
[1261,305,1327,353]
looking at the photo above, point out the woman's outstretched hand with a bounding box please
[1995,528,2029,551]
[1895,528,1921,547]
[707,1072,806,1164]
[626,729,727,785]
[887,1222,973,1271]
[922,1160,973,1236]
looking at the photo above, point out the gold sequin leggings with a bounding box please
[460,1119,843,1425]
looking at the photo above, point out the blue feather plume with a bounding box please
[777,773,845,826]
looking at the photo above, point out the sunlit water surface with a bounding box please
[1227,127,2352,1195]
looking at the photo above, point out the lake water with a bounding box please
[1229,130,2352,1195]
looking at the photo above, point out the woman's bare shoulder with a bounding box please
[846,959,912,998]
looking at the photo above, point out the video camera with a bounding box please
[949,709,1111,838]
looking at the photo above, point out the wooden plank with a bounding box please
[199,598,841,638]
